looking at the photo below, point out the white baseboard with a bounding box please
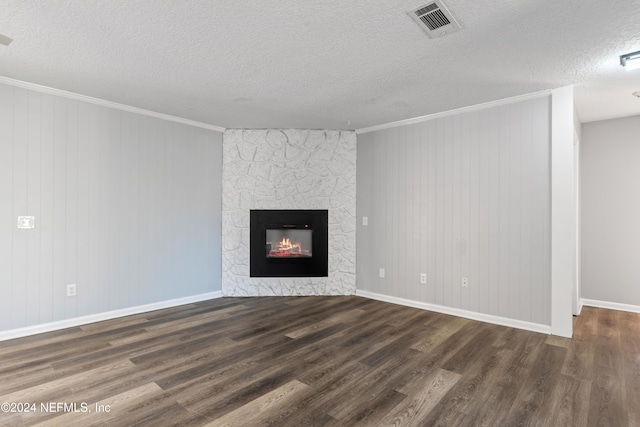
[581,298,640,313]
[0,291,222,342]
[356,290,551,335]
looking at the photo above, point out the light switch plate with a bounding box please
[362,216,368,226]
[67,284,76,297]
[17,216,35,229]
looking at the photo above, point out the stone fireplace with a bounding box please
[222,129,356,296]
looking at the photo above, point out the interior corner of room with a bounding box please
[1,1,640,344]
[2,79,624,342]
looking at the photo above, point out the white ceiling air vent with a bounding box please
[409,0,461,38]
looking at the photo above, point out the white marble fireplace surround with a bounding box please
[222,129,357,296]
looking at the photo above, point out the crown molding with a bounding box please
[356,89,552,134]
[0,75,225,133]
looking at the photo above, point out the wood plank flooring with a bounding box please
[0,296,638,426]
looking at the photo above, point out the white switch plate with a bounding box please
[461,277,468,288]
[362,216,368,226]
[17,216,35,229]
[420,273,427,284]
[67,284,77,297]
[379,268,385,278]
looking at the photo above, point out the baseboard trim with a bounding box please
[356,290,551,335]
[581,298,640,313]
[0,291,222,342]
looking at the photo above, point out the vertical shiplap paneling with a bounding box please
[128,115,143,300]
[357,133,369,291]
[487,108,501,316]
[418,122,428,302]
[468,111,480,313]
[460,113,471,311]
[373,131,385,294]
[508,103,522,320]
[76,103,91,317]
[25,91,42,327]
[412,124,422,301]
[451,114,462,308]
[136,116,151,304]
[0,84,14,328]
[156,120,170,300]
[174,124,195,294]
[107,109,120,311]
[65,98,79,318]
[39,93,55,323]
[12,88,29,328]
[428,122,437,301]
[120,112,135,306]
[398,126,408,299]
[477,110,490,314]
[154,120,168,300]
[144,116,160,304]
[442,116,453,307]
[400,126,411,299]
[95,106,109,314]
[382,130,392,293]
[378,131,388,295]
[519,101,533,322]
[0,82,223,333]
[163,122,177,297]
[86,104,102,315]
[356,95,552,325]
[532,97,551,324]
[406,125,415,299]
[434,121,444,306]
[206,130,223,293]
[141,116,158,303]
[498,105,511,318]
[52,96,68,321]
[390,128,400,297]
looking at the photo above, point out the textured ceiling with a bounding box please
[1,0,639,129]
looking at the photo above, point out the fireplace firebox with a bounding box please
[250,210,328,277]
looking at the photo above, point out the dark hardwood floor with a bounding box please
[0,296,638,426]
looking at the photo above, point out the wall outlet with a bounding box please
[420,273,427,284]
[461,277,468,288]
[379,268,385,278]
[67,284,77,297]
[362,216,368,226]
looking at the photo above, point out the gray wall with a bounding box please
[0,83,222,332]
[581,115,640,307]
[357,96,552,325]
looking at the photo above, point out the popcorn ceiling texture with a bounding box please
[6,1,640,129]
[222,129,356,296]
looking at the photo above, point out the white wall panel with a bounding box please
[0,82,223,333]
[581,115,640,307]
[0,83,13,328]
[357,96,551,325]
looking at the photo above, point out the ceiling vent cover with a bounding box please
[409,0,461,38]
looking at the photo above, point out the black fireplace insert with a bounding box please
[250,209,328,277]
